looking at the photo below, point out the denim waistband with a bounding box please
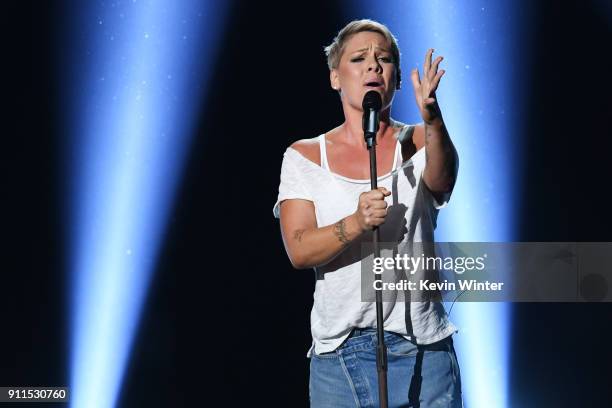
[315,328,453,356]
[348,327,378,338]
[336,328,408,354]
[341,327,453,354]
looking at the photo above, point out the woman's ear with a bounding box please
[330,69,340,91]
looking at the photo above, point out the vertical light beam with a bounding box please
[62,1,229,407]
[341,2,523,407]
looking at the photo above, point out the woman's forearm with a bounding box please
[286,213,364,269]
[423,116,458,193]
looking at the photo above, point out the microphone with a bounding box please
[362,90,382,148]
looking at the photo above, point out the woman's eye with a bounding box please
[350,56,391,63]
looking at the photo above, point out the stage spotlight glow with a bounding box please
[62,1,228,407]
[343,2,523,407]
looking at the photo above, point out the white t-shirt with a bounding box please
[273,121,457,356]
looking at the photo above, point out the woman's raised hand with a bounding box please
[410,48,445,124]
[354,187,391,232]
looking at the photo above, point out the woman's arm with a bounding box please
[423,115,458,195]
[279,187,390,269]
[410,49,459,196]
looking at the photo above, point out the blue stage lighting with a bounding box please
[342,2,523,406]
[63,1,228,407]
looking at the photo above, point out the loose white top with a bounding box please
[273,121,457,356]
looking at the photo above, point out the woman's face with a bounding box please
[331,31,398,113]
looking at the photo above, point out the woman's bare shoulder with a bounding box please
[399,123,425,161]
[412,124,425,150]
[290,137,321,166]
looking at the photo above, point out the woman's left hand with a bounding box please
[410,48,445,124]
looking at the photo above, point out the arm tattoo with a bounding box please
[333,219,350,245]
[293,229,306,243]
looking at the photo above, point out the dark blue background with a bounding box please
[3,0,612,406]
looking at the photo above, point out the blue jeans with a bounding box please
[309,329,462,407]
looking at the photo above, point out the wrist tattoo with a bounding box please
[293,229,306,243]
[333,219,350,245]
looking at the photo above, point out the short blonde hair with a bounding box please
[324,19,402,88]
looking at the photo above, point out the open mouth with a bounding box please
[364,81,383,87]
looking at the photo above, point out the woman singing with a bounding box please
[273,19,462,407]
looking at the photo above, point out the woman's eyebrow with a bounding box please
[350,47,390,54]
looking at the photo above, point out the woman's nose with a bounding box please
[367,57,381,72]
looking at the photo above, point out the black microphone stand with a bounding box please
[363,91,388,408]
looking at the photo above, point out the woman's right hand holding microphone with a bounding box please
[353,187,391,232]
